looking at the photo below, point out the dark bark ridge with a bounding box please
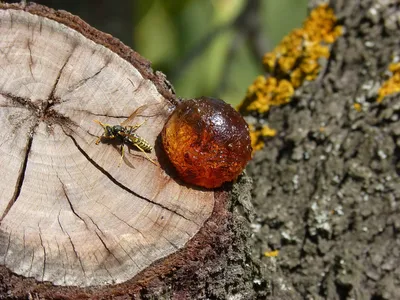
[248,1,400,299]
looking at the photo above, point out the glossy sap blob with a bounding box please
[162,97,252,188]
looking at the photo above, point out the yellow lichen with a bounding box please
[264,250,279,257]
[353,103,362,112]
[238,4,342,116]
[238,76,294,114]
[378,62,400,102]
[389,62,400,73]
[249,124,277,152]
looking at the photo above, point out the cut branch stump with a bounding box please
[0,3,262,299]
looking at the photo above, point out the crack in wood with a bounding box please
[29,16,36,41]
[104,205,181,252]
[38,227,46,282]
[86,215,106,237]
[0,103,27,109]
[62,243,70,280]
[47,51,73,103]
[0,44,12,64]
[105,209,148,241]
[58,176,88,228]
[162,236,179,250]
[62,129,192,222]
[22,229,26,262]
[93,252,114,282]
[27,248,35,277]
[0,123,36,222]
[57,215,87,278]
[57,211,65,235]
[153,182,202,227]
[55,238,67,285]
[2,34,16,61]
[3,231,11,264]
[55,238,61,259]
[76,109,163,120]
[9,10,14,30]
[98,206,162,262]
[66,64,107,94]
[127,77,143,94]
[0,91,77,141]
[27,38,35,79]
[87,216,144,270]
[66,230,86,279]
[0,92,37,113]
[38,17,42,34]
[94,231,121,265]
[117,242,140,269]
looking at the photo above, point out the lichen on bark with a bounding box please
[244,1,400,299]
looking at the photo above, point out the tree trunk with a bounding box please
[246,0,400,299]
[0,3,262,299]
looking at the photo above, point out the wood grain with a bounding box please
[0,8,214,287]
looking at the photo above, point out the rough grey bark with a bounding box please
[247,0,400,299]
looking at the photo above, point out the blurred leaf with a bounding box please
[175,30,235,99]
[262,0,308,46]
[163,0,196,16]
[133,0,308,105]
[133,0,157,26]
[220,42,263,106]
[134,1,177,66]
[175,1,215,54]
[210,0,245,25]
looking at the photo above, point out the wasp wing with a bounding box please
[120,104,150,127]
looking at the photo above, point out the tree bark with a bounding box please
[246,0,400,299]
[0,3,262,299]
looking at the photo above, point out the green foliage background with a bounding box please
[133,0,308,106]
[11,0,308,106]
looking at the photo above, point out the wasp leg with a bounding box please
[134,144,158,166]
[93,120,116,145]
[94,120,105,145]
[95,135,103,145]
[126,119,148,134]
[95,133,117,145]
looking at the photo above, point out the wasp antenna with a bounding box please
[93,119,106,127]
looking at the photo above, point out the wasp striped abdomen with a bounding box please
[127,134,152,152]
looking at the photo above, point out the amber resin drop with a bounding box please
[162,97,252,188]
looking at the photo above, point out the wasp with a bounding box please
[94,105,157,166]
